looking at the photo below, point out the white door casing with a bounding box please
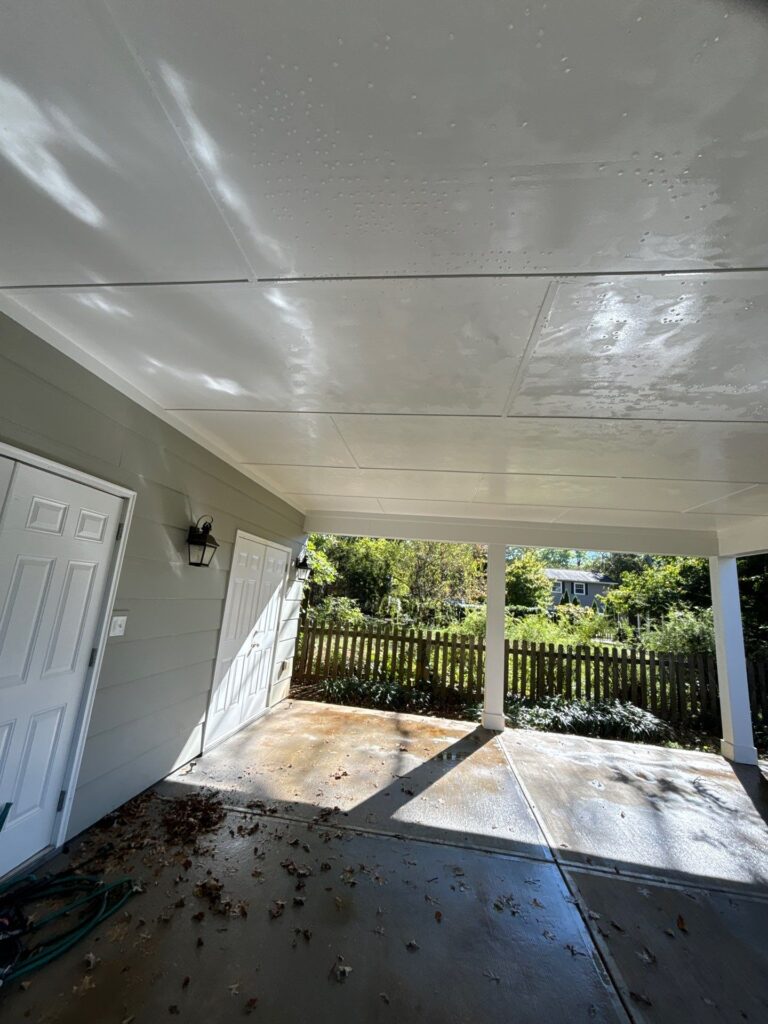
[204,532,290,751]
[0,462,124,876]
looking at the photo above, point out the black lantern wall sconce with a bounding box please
[294,551,312,581]
[187,515,220,567]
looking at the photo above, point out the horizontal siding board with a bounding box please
[119,427,303,530]
[0,312,306,838]
[88,661,215,737]
[99,631,220,689]
[77,690,208,788]
[67,726,204,839]
[0,414,123,488]
[123,516,235,572]
[106,598,226,642]
[0,356,124,466]
[116,556,230,601]
[0,316,140,426]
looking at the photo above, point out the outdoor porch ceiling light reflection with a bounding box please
[187,515,219,567]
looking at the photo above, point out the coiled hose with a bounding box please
[0,868,138,988]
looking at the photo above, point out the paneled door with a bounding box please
[204,533,289,751]
[0,462,122,877]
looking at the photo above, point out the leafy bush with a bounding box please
[504,696,673,743]
[639,607,715,654]
[446,607,490,637]
[319,675,435,714]
[307,596,365,627]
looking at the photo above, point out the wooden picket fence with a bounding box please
[292,618,768,727]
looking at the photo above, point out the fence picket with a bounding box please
[292,621,766,738]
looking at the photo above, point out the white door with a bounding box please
[240,545,290,724]
[204,533,289,751]
[0,462,122,876]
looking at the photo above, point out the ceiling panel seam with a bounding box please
[682,484,760,514]
[243,463,768,487]
[502,280,559,418]
[167,408,768,426]
[257,267,768,283]
[329,414,362,469]
[97,0,257,281]
[0,279,249,291]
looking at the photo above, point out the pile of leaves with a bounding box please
[504,696,673,743]
[160,791,227,847]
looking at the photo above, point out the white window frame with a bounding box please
[552,580,563,594]
[573,582,587,596]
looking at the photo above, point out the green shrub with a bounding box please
[319,675,434,714]
[504,696,673,743]
[316,675,482,719]
[639,607,715,654]
[307,596,366,627]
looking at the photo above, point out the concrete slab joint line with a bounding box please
[493,735,635,1022]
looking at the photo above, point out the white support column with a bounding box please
[483,543,507,731]
[709,556,758,765]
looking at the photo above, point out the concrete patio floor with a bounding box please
[4,700,768,1023]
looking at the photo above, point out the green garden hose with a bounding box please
[0,870,138,988]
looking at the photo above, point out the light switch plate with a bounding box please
[109,614,128,637]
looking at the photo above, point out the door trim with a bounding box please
[0,441,136,857]
[202,529,291,754]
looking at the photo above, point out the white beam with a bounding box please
[483,543,506,732]
[717,517,768,557]
[305,510,719,557]
[709,556,758,765]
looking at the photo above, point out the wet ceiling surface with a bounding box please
[4,702,767,1022]
[1,1,767,545]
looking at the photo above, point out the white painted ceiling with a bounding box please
[1,0,767,553]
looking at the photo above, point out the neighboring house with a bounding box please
[545,569,615,609]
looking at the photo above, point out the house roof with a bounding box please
[545,569,615,585]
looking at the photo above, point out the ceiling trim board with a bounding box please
[304,511,719,557]
[718,519,768,557]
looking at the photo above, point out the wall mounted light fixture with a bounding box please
[187,515,219,567]
[294,552,312,581]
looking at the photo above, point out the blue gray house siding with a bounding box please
[545,570,615,610]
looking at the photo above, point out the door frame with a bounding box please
[0,441,135,855]
[203,529,291,753]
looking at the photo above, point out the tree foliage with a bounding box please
[505,550,552,609]
[304,536,768,657]
[307,535,482,621]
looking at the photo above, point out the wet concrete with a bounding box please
[166,701,548,859]
[567,869,768,1024]
[3,701,768,1023]
[500,729,768,893]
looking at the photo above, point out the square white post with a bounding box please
[483,543,507,731]
[709,556,758,765]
